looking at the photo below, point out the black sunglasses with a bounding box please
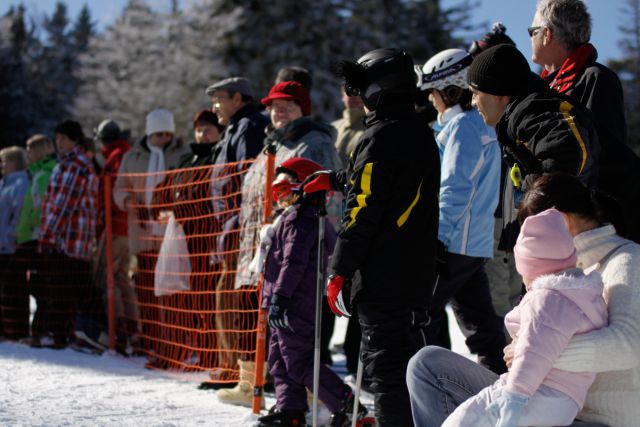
[527,26,543,37]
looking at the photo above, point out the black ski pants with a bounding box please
[358,302,429,427]
[427,252,507,374]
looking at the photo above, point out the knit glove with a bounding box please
[268,294,294,332]
[488,390,529,427]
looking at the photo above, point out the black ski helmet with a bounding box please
[336,48,416,110]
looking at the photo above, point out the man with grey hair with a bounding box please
[530,0,640,242]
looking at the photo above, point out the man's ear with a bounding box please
[542,26,553,46]
[232,91,243,105]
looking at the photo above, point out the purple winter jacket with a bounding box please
[261,203,337,317]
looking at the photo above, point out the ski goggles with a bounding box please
[272,179,302,202]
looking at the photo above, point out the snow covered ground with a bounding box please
[0,307,472,426]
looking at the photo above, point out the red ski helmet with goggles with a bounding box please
[272,157,324,202]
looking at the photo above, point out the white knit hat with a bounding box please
[145,108,175,136]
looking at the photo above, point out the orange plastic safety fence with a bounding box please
[105,159,264,380]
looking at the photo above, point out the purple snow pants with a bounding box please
[268,312,347,413]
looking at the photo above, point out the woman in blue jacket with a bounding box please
[417,48,506,373]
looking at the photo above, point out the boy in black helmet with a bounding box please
[304,48,440,426]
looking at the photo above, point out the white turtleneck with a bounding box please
[553,224,640,427]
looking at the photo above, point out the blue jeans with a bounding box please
[406,346,609,427]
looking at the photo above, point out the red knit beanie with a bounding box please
[261,81,312,116]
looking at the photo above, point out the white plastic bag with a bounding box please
[154,212,191,297]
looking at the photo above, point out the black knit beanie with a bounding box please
[468,44,531,96]
[469,22,516,56]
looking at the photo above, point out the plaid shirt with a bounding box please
[40,145,98,260]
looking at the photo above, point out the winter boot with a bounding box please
[216,360,266,408]
[329,390,367,427]
[257,410,307,426]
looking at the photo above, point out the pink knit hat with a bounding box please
[514,208,577,280]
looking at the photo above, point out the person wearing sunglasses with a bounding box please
[529,0,640,243]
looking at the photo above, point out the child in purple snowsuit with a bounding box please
[256,157,359,427]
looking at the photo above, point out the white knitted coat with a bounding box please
[553,225,640,427]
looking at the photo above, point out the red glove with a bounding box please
[327,274,352,317]
[303,171,336,194]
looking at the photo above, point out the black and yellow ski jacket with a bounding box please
[329,103,441,308]
[496,77,601,251]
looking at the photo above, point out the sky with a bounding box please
[2,0,631,67]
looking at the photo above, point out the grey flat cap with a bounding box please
[205,77,254,98]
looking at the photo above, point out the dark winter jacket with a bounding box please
[497,75,601,251]
[330,103,441,308]
[261,203,337,318]
[210,104,269,218]
[153,142,218,266]
[542,44,626,152]
[543,44,640,242]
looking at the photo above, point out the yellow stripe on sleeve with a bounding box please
[559,101,588,175]
[397,180,422,227]
[346,162,373,229]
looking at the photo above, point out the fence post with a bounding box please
[252,145,276,414]
[104,175,117,351]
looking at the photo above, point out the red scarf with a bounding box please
[541,43,596,94]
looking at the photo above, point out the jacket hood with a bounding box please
[365,102,417,126]
[267,117,335,143]
[503,72,553,115]
[101,139,131,158]
[531,268,605,326]
[29,154,57,174]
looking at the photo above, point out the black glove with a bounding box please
[268,294,294,331]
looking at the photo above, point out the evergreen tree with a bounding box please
[191,0,345,120]
[0,5,43,148]
[72,5,95,52]
[32,1,77,131]
[609,0,640,153]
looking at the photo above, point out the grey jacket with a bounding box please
[234,117,342,289]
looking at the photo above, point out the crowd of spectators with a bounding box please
[0,1,637,426]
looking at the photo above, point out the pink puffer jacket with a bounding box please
[504,268,608,408]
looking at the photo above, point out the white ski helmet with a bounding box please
[419,48,473,91]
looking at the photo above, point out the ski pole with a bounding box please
[351,340,364,427]
[312,192,327,427]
